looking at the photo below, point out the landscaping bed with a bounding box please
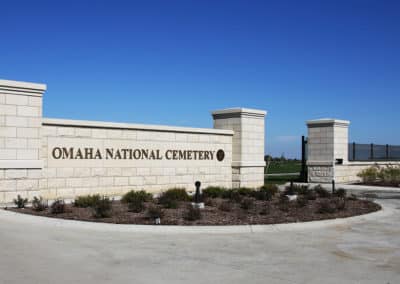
[356,165,400,188]
[7,186,381,226]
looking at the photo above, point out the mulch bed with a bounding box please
[8,196,381,226]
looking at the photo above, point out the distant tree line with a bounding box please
[264,154,300,162]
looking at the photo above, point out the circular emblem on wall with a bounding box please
[216,149,225,162]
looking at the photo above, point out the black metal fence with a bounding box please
[349,143,400,161]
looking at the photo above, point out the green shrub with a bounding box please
[74,194,101,208]
[122,190,153,204]
[378,165,400,185]
[334,188,347,198]
[203,186,226,198]
[357,166,379,183]
[221,188,254,202]
[121,190,152,213]
[158,188,189,209]
[92,196,112,218]
[50,200,66,214]
[260,184,279,196]
[218,200,233,212]
[296,196,309,208]
[32,196,47,211]
[251,188,273,201]
[184,205,202,221]
[314,185,331,198]
[146,205,164,219]
[221,189,243,203]
[236,187,254,196]
[13,195,28,209]
[240,198,255,210]
[316,200,336,214]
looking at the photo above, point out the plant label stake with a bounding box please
[192,181,205,209]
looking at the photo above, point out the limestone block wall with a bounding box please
[307,118,400,183]
[0,79,269,205]
[0,80,46,203]
[37,119,233,200]
[335,162,400,183]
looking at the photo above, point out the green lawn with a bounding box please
[265,161,302,174]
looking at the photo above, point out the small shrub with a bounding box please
[122,190,153,204]
[203,187,226,198]
[251,188,273,201]
[32,196,47,211]
[317,200,336,214]
[296,196,309,208]
[74,194,101,208]
[184,205,202,221]
[240,198,255,210]
[334,188,347,198]
[357,166,379,183]
[314,185,331,198]
[333,198,346,211]
[236,187,254,196]
[278,194,290,212]
[127,200,145,213]
[146,205,164,219]
[222,189,243,203]
[219,200,233,212]
[260,184,279,196]
[122,190,153,213]
[92,196,112,218]
[158,188,189,209]
[14,195,28,209]
[378,165,400,185]
[50,200,66,214]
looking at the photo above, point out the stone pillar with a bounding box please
[212,108,266,188]
[306,119,350,183]
[0,79,46,169]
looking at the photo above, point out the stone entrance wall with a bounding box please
[0,79,266,204]
[307,118,400,183]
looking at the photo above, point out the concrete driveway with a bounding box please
[0,197,399,284]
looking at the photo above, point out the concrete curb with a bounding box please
[0,201,393,235]
[290,182,400,193]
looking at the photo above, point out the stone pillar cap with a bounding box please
[0,79,47,96]
[306,118,350,127]
[212,108,267,118]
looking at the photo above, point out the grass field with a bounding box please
[265,161,302,174]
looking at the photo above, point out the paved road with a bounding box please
[0,197,399,284]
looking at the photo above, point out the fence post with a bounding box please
[353,142,356,161]
[301,136,307,182]
[370,143,374,160]
[386,144,389,160]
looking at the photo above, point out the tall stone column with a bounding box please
[0,80,46,169]
[212,108,266,188]
[306,119,350,183]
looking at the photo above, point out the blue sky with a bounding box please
[1,0,399,158]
